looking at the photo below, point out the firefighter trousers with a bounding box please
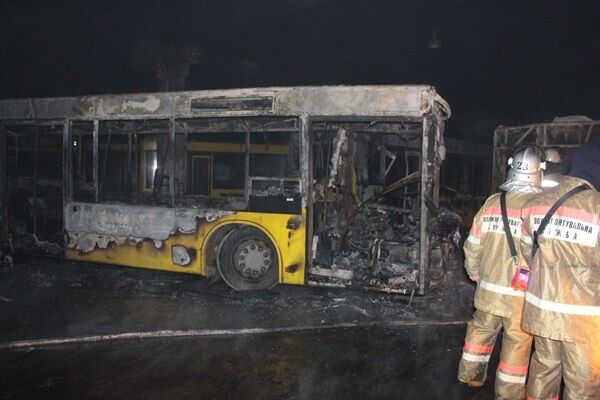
[526,336,600,400]
[458,309,533,400]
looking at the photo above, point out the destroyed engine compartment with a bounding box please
[307,122,460,294]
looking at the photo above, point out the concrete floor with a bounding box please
[0,257,496,399]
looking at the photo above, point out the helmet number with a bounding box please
[516,161,528,171]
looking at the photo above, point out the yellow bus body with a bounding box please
[66,209,307,285]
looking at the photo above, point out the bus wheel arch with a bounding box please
[202,224,239,278]
[206,223,280,291]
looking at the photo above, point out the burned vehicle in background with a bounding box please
[439,138,492,235]
[0,86,456,294]
[493,116,600,189]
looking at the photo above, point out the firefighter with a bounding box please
[458,147,544,399]
[520,140,600,400]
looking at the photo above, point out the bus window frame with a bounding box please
[67,118,177,205]
[177,116,303,209]
[189,154,212,196]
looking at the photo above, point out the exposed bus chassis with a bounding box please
[0,86,455,294]
[307,122,460,294]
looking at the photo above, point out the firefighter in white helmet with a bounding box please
[458,146,545,399]
[520,140,600,400]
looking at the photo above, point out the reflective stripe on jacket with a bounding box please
[464,191,535,318]
[520,176,600,344]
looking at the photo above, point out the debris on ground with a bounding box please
[0,256,475,344]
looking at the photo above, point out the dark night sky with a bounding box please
[1,1,599,143]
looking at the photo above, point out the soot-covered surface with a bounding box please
[0,257,486,399]
[0,256,474,343]
[1,325,497,400]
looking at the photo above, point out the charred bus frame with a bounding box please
[493,117,600,190]
[0,86,451,294]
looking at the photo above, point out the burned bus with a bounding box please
[493,116,600,189]
[0,86,455,294]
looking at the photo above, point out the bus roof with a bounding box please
[0,85,450,122]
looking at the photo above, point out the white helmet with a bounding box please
[499,146,545,193]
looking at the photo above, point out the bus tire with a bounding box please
[217,226,279,291]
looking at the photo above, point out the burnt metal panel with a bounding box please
[64,201,233,253]
[417,96,446,295]
[299,114,310,209]
[0,127,8,248]
[300,114,313,287]
[191,96,273,112]
[32,128,39,235]
[0,86,450,121]
[0,98,78,121]
[244,128,251,203]
[419,115,434,295]
[169,118,175,207]
[62,120,71,204]
[92,120,99,202]
[274,86,426,117]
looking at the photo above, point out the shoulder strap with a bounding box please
[532,184,590,258]
[500,191,518,262]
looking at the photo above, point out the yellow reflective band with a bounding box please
[479,279,525,298]
[497,370,526,384]
[467,234,480,245]
[525,292,600,316]
[461,352,491,363]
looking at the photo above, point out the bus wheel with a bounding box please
[217,226,279,291]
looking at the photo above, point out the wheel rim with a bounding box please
[232,236,273,280]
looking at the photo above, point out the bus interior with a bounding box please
[308,120,459,293]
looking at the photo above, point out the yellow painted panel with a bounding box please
[210,188,244,197]
[66,208,307,286]
[187,142,289,154]
[67,236,204,275]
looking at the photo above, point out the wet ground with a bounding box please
[0,257,496,399]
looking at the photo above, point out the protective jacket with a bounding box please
[464,191,534,319]
[520,176,600,344]
[460,191,535,398]
[520,175,600,400]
